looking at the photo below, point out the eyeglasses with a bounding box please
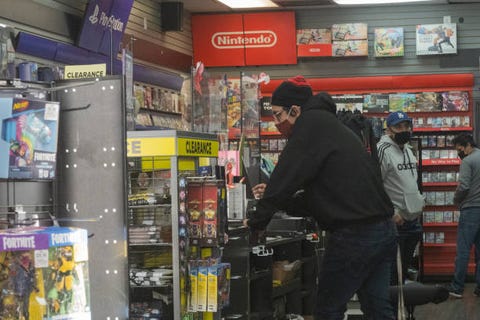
[272,108,290,121]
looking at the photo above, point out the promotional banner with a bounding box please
[192,12,296,67]
[77,0,134,56]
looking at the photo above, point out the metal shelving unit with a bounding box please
[126,130,219,320]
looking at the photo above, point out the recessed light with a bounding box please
[217,0,279,9]
[334,0,440,4]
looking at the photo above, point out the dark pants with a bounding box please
[391,220,422,285]
[315,219,397,320]
[452,207,480,292]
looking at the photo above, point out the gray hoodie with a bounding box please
[377,135,424,220]
[454,147,480,209]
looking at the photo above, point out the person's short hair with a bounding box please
[452,133,476,148]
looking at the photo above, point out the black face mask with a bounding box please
[393,131,411,145]
[458,150,466,159]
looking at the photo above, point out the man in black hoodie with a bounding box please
[245,76,397,320]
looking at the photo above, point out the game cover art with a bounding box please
[0,98,59,179]
[332,40,368,57]
[415,92,442,112]
[363,94,389,113]
[441,91,469,111]
[416,23,457,55]
[388,93,416,112]
[374,27,404,57]
[332,23,368,41]
[333,95,364,112]
[296,29,333,57]
[297,29,332,44]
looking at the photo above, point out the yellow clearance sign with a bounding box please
[64,63,106,79]
[127,137,176,157]
[177,138,218,157]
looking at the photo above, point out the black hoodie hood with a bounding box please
[302,92,337,114]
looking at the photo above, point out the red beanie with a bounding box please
[271,75,313,108]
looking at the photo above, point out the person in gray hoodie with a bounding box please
[444,133,480,298]
[377,111,424,284]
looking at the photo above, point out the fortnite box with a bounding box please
[0,226,90,320]
[0,97,60,179]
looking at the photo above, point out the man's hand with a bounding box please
[242,219,249,227]
[392,213,404,226]
[252,183,267,199]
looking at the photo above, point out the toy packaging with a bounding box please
[0,226,90,320]
[201,180,227,247]
[207,263,231,312]
[187,180,203,246]
[196,265,208,312]
[0,97,60,179]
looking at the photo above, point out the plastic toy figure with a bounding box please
[46,246,78,315]
[204,202,216,220]
[11,251,38,319]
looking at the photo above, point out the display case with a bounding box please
[126,130,219,320]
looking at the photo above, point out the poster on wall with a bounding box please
[333,94,364,112]
[441,91,469,111]
[296,28,332,57]
[389,93,416,112]
[331,23,368,57]
[332,23,368,41]
[374,27,404,57]
[416,23,457,55]
[415,92,442,112]
[364,94,389,113]
[332,40,368,57]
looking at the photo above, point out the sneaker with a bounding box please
[474,287,480,297]
[444,284,463,298]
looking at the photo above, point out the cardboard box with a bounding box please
[0,226,90,319]
[272,260,302,284]
[0,97,59,179]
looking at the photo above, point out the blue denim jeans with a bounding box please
[315,219,397,320]
[452,206,480,292]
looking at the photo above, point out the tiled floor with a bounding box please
[346,283,480,320]
[414,283,480,320]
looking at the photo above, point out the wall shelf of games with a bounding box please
[133,82,189,131]
[261,73,475,277]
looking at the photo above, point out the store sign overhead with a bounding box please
[192,11,296,67]
[77,0,134,56]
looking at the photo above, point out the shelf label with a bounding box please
[423,158,461,166]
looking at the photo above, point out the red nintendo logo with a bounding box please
[211,30,277,49]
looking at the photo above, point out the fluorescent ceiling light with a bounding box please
[334,0,434,4]
[216,0,279,9]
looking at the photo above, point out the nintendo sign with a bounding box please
[212,31,277,49]
[192,12,296,67]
